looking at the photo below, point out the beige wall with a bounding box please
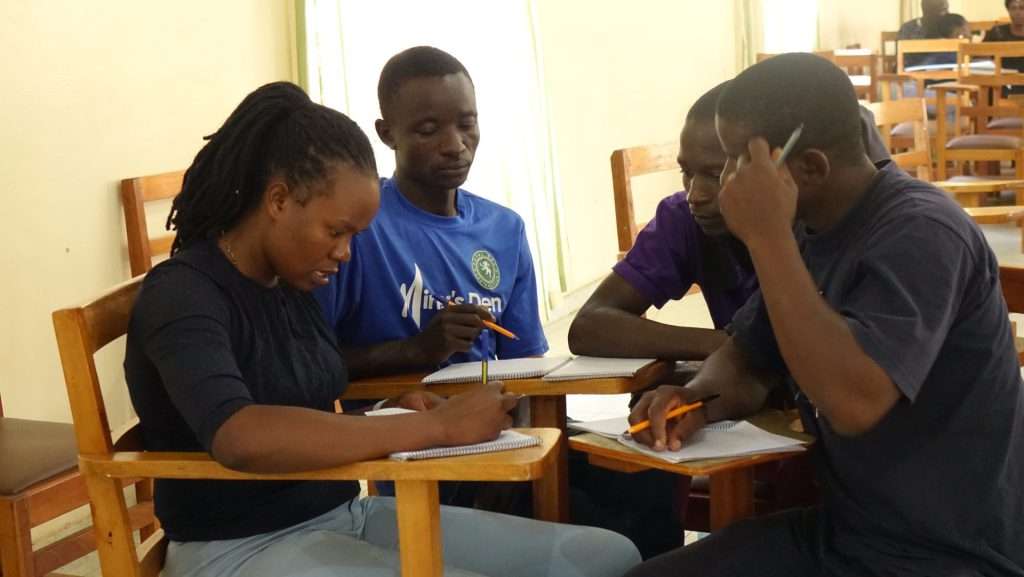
[0,1,294,423]
[954,1,1008,21]
[534,0,738,292]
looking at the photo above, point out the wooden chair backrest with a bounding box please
[969,19,1009,37]
[955,42,1024,135]
[610,142,678,257]
[834,48,879,102]
[52,277,164,576]
[881,30,899,73]
[865,98,933,180]
[121,171,184,277]
[897,38,969,79]
[999,266,1024,366]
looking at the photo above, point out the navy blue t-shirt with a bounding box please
[124,240,357,542]
[315,177,548,364]
[730,162,1024,575]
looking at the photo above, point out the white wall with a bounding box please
[534,0,739,293]
[0,1,294,423]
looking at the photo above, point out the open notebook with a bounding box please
[543,356,656,381]
[366,407,541,461]
[421,356,571,384]
[569,417,806,464]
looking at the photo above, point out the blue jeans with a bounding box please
[162,497,641,577]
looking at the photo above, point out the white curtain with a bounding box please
[300,0,565,319]
[762,0,819,53]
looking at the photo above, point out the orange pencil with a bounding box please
[626,394,720,435]
[482,319,519,340]
[446,298,519,340]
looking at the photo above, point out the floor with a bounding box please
[31,221,1024,576]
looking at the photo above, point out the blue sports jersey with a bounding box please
[315,177,548,365]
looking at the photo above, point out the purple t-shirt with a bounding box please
[613,192,757,329]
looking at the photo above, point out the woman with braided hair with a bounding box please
[125,81,640,577]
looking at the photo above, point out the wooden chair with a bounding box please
[866,98,933,179]
[866,98,1024,216]
[610,143,679,259]
[999,265,1024,365]
[969,19,1009,40]
[935,42,1024,182]
[880,30,899,74]
[0,396,154,576]
[51,277,560,577]
[120,171,184,277]
[834,48,878,102]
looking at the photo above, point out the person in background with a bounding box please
[984,0,1024,93]
[897,0,949,40]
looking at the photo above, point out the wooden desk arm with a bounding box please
[79,428,560,483]
[931,82,980,93]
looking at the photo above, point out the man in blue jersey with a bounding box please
[315,46,548,381]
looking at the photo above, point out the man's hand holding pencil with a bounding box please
[628,386,717,452]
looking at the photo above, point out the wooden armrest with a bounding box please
[963,206,1024,225]
[341,360,675,399]
[935,179,1024,193]
[930,81,979,92]
[80,428,560,482]
[569,410,814,476]
[877,73,912,82]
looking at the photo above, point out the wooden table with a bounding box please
[934,178,1024,207]
[341,361,674,523]
[569,410,814,531]
[82,428,560,577]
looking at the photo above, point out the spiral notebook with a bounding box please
[542,356,656,381]
[421,356,571,384]
[389,430,541,461]
[365,407,542,461]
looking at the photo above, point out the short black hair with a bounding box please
[167,81,377,254]
[717,53,863,162]
[377,46,472,119]
[686,81,730,125]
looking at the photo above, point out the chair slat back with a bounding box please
[52,276,158,577]
[955,42,1024,136]
[897,38,969,73]
[121,171,184,277]
[610,142,678,256]
[866,98,933,180]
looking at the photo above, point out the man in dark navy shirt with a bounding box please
[625,53,1024,577]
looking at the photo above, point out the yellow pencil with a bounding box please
[627,394,720,435]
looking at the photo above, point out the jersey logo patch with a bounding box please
[471,250,500,290]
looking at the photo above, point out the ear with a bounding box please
[375,119,396,150]
[264,178,292,221]
[789,149,831,189]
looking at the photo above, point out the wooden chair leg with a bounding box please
[707,468,755,531]
[394,480,443,577]
[529,397,569,522]
[134,479,157,540]
[83,474,142,577]
[0,497,34,577]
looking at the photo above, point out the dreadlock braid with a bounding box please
[167,81,377,254]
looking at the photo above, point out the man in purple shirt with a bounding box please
[570,82,757,359]
[566,82,757,560]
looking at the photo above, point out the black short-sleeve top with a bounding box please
[124,240,357,542]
